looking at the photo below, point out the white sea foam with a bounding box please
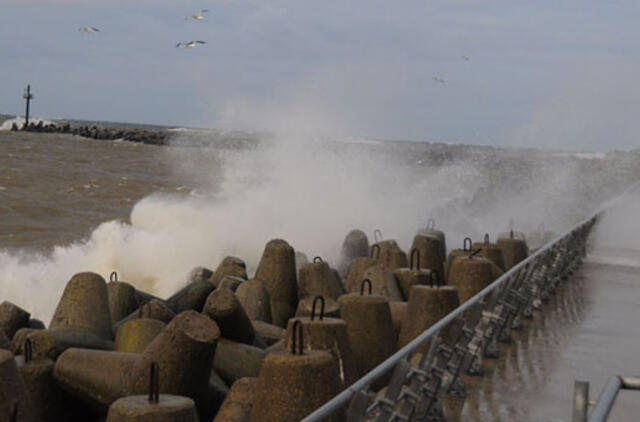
[0,116,56,131]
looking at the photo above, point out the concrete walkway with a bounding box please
[448,198,640,421]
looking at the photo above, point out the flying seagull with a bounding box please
[432,76,445,83]
[78,26,100,33]
[176,40,207,49]
[186,9,209,20]
[462,55,470,61]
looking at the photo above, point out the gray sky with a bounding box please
[2,0,639,150]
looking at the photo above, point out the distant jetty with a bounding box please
[11,120,170,146]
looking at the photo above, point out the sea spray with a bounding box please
[0,131,636,321]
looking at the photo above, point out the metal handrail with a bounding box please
[303,182,640,422]
[302,214,596,421]
[573,376,640,421]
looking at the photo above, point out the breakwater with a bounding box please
[11,120,170,145]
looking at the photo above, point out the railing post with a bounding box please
[572,380,589,422]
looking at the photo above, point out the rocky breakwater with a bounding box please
[12,120,171,146]
[0,223,528,421]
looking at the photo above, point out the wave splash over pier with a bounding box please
[0,127,634,321]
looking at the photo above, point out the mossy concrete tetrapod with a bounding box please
[249,347,342,422]
[0,349,36,422]
[254,239,298,327]
[285,315,360,387]
[210,256,247,287]
[298,259,345,300]
[336,229,370,277]
[106,395,198,422]
[235,279,272,323]
[49,272,113,340]
[0,301,30,341]
[497,235,529,270]
[338,292,395,378]
[114,318,166,353]
[213,377,257,422]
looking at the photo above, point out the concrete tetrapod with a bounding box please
[213,377,258,422]
[254,239,298,327]
[202,288,260,346]
[0,301,30,341]
[416,219,447,262]
[216,276,245,292]
[473,234,506,271]
[166,281,215,313]
[114,318,166,353]
[235,279,272,323]
[54,311,220,415]
[397,286,461,354]
[249,321,343,422]
[107,395,198,422]
[186,266,214,285]
[0,350,36,422]
[336,229,370,278]
[410,233,446,285]
[107,273,139,329]
[10,328,37,355]
[49,272,113,340]
[338,288,396,383]
[498,233,529,270]
[447,255,495,304]
[19,355,67,422]
[285,309,360,388]
[388,301,407,344]
[393,248,436,300]
[251,320,284,346]
[445,237,474,284]
[210,256,247,287]
[26,329,114,360]
[115,299,176,332]
[298,257,345,300]
[212,338,265,385]
[0,331,10,350]
[344,257,378,293]
[360,265,404,302]
[371,239,408,270]
[296,295,340,319]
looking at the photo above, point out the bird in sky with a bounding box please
[432,76,445,83]
[176,40,207,49]
[186,9,209,20]
[78,26,100,33]
[462,55,470,61]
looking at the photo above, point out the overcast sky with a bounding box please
[1,0,639,150]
